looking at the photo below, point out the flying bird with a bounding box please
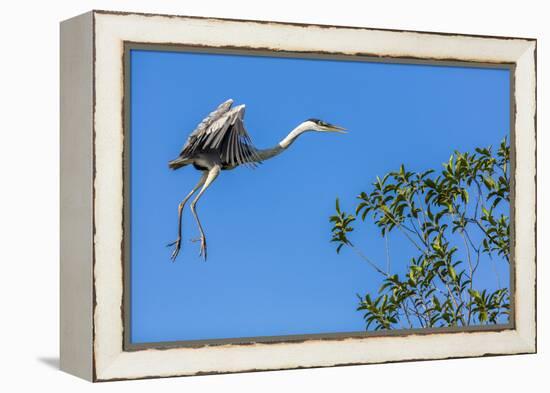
[168,98,346,261]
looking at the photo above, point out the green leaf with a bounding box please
[448,265,457,281]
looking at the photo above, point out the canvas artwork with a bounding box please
[60,11,536,380]
[126,47,512,346]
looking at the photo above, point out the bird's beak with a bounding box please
[324,124,347,133]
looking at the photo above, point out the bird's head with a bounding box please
[302,118,347,133]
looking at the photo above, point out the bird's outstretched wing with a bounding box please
[180,101,262,167]
[179,98,234,155]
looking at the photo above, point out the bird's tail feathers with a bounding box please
[168,156,190,170]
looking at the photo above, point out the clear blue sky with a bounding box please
[130,49,510,343]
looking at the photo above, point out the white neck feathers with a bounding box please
[256,122,310,161]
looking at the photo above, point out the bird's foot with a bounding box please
[167,238,181,261]
[191,236,207,261]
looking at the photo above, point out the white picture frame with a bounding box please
[60,10,536,382]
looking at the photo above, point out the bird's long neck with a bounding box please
[256,123,310,161]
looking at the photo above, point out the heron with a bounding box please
[167,98,346,261]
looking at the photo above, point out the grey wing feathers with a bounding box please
[180,100,262,168]
[220,106,262,167]
[179,98,234,155]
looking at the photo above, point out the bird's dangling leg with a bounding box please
[190,165,221,261]
[167,172,208,261]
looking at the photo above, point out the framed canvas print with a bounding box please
[60,10,537,382]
